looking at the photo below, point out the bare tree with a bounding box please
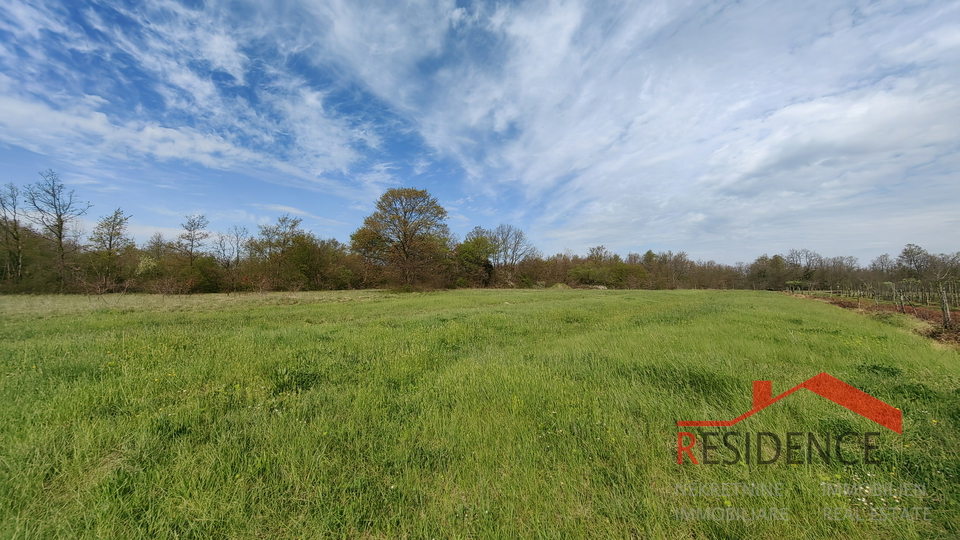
[24,170,91,290]
[487,223,536,286]
[587,245,616,263]
[178,213,209,267]
[928,253,958,329]
[783,248,824,287]
[0,183,25,283]
[491,224,535,269]
[869,254,894,276]
[214,225,249,293]
[214,225,249,269]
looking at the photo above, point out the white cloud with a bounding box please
[249,204,348,226]
[0,88,266,170]
[1,0,957,260]
[0,0,378,198]
[356,0,959,260]
[0,0,71,39]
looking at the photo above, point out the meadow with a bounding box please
[0,290,957,539]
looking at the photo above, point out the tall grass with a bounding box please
[0,290,957,538]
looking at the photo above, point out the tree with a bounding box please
[455,227,496,287]
[639,249,691,289]
[569,260,612,287]
[785,248,822,285]
[869,254,894,277]
[350,188,451,287]
[822,255,859,291]
[927,252,959,329]
[211,226,249,293]
[748,254,787,290]
[490,224,536,285]
[247,215,306,290]
[24,169,91,290]
[897,244,930,279]
[89,208,134,256]
[586,245,616,263]
[296,237,354,290]
[82,208,135,293]
[178,213,209,267]
[144,231,169,260]
[0,183,25,283]
[214,225,248,269]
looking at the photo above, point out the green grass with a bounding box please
[0,290,957,539]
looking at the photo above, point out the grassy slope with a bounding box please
[0,290,957,539]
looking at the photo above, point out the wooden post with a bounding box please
[941,286,952,330]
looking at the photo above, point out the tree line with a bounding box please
[1,172,957,319]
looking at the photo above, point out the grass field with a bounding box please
[1,290,958,539]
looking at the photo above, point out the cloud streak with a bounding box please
[0,0,957,261]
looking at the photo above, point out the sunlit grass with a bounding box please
[0,290,957,538]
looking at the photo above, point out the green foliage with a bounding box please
[350,188,452,288]
[78,209,137,294]
[179,255,224,293]
[455,228,496,287]
[1,170,958,299]
[569,261,612,286]
[246,215,355,291]
[89,208,134,255]
[898,244,930,279]
[0,223,58,293]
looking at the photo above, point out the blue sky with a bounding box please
[1,0,958,264]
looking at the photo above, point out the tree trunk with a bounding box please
[941,287,952,329]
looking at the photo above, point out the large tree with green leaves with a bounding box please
[350,188,451,287]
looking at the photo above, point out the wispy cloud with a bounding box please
[249,204,348,226]
[0,0,390,197]
[0,0,957,261]
[344,0,960,259]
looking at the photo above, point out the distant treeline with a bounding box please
[1,172,958,310]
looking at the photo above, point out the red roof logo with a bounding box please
[677,372,902,434]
